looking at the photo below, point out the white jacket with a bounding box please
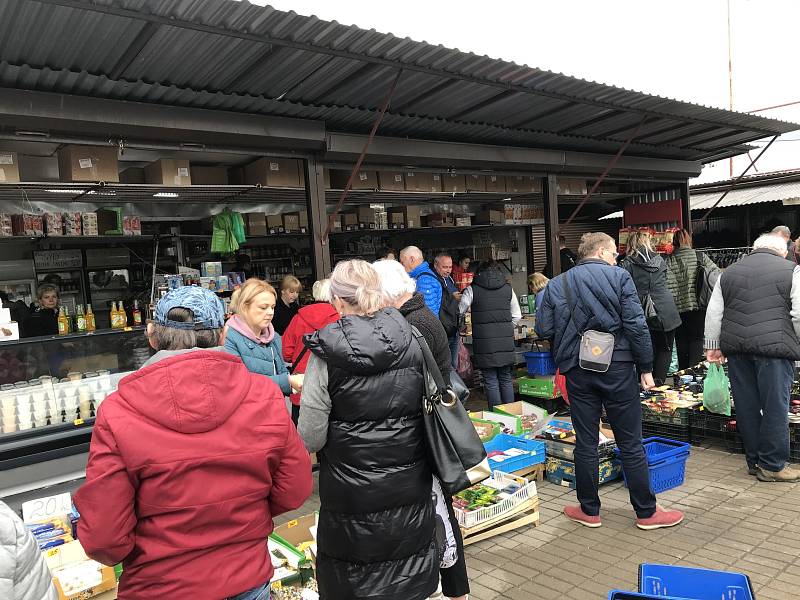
[0,501,58,600]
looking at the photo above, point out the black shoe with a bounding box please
[747,466,758,476]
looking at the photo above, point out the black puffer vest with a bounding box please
[720,249,800,360]
[470,268,515,368]
[305,308,438,600]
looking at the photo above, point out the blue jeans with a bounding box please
[482,365,514,408]
[449,333,460,370]
[566,362,656,519]
[227,583,270,600]
[727,354,793,472]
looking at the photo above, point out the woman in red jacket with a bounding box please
[74,286,313,600]
[282,279,339,423]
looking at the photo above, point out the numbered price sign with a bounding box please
[21,492,73,523]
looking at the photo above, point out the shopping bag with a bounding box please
[456,337,473,385]
[703,362,731,416]
[554,369,569,405]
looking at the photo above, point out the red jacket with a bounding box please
[74,349,313,600]
[281,303,339,405]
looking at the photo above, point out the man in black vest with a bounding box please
[705,233,800,482]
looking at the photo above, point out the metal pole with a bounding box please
[304,158,332,278]
[542,175,560,276]
[727,0,735,179]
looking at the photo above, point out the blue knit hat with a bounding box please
[154,286,225,330]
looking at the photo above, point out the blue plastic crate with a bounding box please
[618,437,690,494]
[608,592,685,600]
[483,433,546,473]
[638,564,754,600]
[524,351,556,376]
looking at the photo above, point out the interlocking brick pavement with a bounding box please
[279,446,800,599]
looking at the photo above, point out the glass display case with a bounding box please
[0,328,152,470]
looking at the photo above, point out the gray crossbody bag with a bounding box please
[563,272,615,373]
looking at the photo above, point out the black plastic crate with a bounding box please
[689,408,737,445]
[641,421,692,444]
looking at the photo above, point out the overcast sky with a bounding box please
[259,0,800,183]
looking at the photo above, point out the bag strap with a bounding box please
[410,325,448,395]
[562,272,583,336]
[287,345,309,374]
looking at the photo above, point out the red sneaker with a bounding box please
[564,504,602,528]
[635,506,684,530]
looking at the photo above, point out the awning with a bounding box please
[690,180,800,210]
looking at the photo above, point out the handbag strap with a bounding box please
[287,345,309,374]
[410,326,448,395]
[562,271,584,336]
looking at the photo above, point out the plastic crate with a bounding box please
[608,592,684,600]
[545,456,622,489]
[453,470,537,529]
[641,402,692,426]
[484,433,546,473]
[641,421,692,444]
[518,375,559,399]
[638,564,754,600]
[524,351,556,376]
[544,438,617,462]
[618,437,690,494]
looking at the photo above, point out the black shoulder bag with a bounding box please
[410,326,490,496]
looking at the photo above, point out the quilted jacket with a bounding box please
[665,247,718,313]
[409,261,443,316]
[535,258,654,374]
[0,501,58,600]
[224,326,291,395]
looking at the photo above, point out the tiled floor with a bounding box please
[281,447,800,599]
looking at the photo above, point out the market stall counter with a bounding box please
[0,327,152,482]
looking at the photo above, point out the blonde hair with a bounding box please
[312,279,332,302]
[281,275,302,293]
[229,278,276,314]
[578,232,615,259]
[372,259,416,304]
[527,272,549,294]
[329,260,384,315]
[626,230,653,255]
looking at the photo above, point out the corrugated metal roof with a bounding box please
[0,0,796,162]
[690,181,800,210]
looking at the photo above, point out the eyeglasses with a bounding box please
[603,247,619,259]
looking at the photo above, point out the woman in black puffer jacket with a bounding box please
[621,231,681,384]
[298,260,439,600]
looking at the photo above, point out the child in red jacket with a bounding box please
[74,286,312,600]
[282,279,339,422]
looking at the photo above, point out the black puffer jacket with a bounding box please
[470,268,515,368]
[621,249,682,332]
[305,308,438,600]
[399,292,451,381]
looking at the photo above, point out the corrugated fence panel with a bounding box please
[530,220,621,272]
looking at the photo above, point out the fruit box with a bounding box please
[493,401,548,436]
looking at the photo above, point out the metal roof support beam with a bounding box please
[542,174,561,277]
[557,110,624,135]
[447,90,516,121]
[392,79,458,113]
[508,102,578,129]
[657,126,719,146]
[679,182,692,232]
[108,22,160,80]
[31,0,782,137]
[304,157,331,278]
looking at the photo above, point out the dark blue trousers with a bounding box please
[727,354,793,472]
[566,361,657,519]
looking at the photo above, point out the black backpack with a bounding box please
[416,272,461,337]
[694,251,721,310]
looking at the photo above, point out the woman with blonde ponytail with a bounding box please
[298,260,439,600]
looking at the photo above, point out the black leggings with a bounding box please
[675,311,706,370]
[650,328,676,385]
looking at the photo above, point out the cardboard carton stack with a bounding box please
[57,146,119,183]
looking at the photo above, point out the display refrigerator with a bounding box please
[0,327,152,495]
[0,259,37,306]
[33,250,87,315]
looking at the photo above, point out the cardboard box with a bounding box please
[328,213,342,232]
[485,174,506,192]
[557,177,588,196]
[341,211,359,231]
[144,159,191,186]
[390,205,421,228]
[272,513,318,564]
[454,216,472,227]
[44,540,117,600]
[423,212,454,227]
[475,209,504,225]
[228,165,245,185]
[245,213,267,236]
[0,152,21,183]
[190,166,228,185]
[507,175,542,193]
[11,214,44,236]
[404,172,442,193]
[45,213,64,236]
[378,171,405,191]
[282,211,309,233]
[244,158,303,188]
[466,174,486,192]
[329,169,378,190]
[357,205,376,229]
[267,214,284,234]
[442,173,466,193]
[57,145,119,183]
[200,261,223,277]
[96,208,123,235]
[0,214,14,237]
[118,167,145,184]
[64,213,82,236]
[81,213,98,236]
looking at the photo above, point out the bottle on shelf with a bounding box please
[132,300,142,326]
[76,305,87,333]
[57,306,69,336]
[85,304,96,332]
[120,301,128,328]
[110,301,120,329]
[64,305,72,333]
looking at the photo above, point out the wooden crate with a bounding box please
[512,462,545,482]
[460,496,539,546]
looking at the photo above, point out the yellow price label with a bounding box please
[73,419,84,426]
[47,548,60,557]
[273,581,283,589]
[123,327,133,332]
[287,519,298,528]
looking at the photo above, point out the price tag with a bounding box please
[73,419,84,426]
[22,492,72,523]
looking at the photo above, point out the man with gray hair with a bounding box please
[399,245,443,316]
[705,233,800,482]
[771,225,798,264]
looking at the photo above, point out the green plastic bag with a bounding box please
[232,211,246,244]
[703,362,731,416]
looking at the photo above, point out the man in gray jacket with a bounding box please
[705,233,800,482]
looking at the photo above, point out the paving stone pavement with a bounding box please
[280,446,800,600]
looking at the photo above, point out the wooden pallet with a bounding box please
[460,497,540,546]
[512,462,545,482]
